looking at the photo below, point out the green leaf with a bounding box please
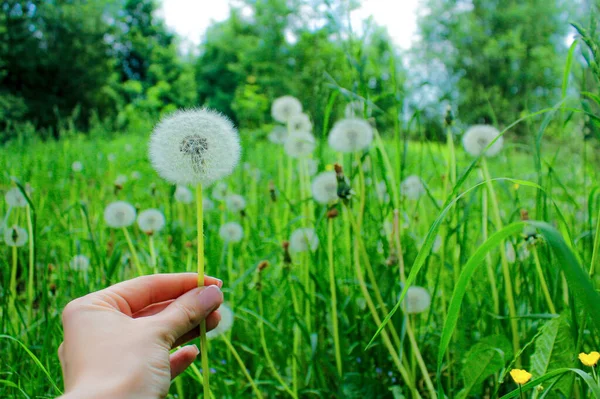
[562,39,578,99]
[530,315,575,398]
[500,368,600,399]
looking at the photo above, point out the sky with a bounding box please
[159,0,420,51]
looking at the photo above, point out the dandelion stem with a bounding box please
[26,204,35,322]
[481,158,521,365]
[195,183,210,398]
[532,247,556,314]
[590,204,600,277]
[10,245,18,316]
[149,235,157,274]
[481,181,500,315]
[221,335,263,398]
[121,227,142,276]
[327,217,343,377]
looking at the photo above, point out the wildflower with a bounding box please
[271,96,302,123]
[149,108,241,186]
[289,227,319,253]
[137,209,166,235]
[225,194,246,213]
[579,351,600,367]
[268,125,287,144]
[207,304,234,339]
[311,171,338,204]
[462,125,503,157]
[219,222,244,243]
[403,286,431,314]
[5,187,27,208]
[104,201,136,228]
[70,255,90,272]
[212,182,229,201]
[4,225,28,247]
[328,118,374,153]
[72,161,83,172]
[288,113,312,133]
[510,369,532,385]
[400,175,425,200]
[174,185,193,204]
[284,132,316,158]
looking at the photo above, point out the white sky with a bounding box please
[160,0,420,50]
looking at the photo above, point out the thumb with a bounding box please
[154,285,223,345]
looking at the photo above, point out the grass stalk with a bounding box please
[327,217,343,377]
[121,227,142,276]
[221,335,263,399]
[531,247,556,314]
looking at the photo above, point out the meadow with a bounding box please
[1,97,600,399]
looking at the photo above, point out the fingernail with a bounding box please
[198,285,223,311]
[192,344,199,355]
[215,279,223,288]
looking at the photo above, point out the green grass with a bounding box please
[1,123,599,398]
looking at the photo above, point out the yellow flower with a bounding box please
[510,369,532,385]
[579,351,600,367]
[325,164,334,171]
[513,183,520,190]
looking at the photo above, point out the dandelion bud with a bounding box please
[150,183,157,197]
[333,164,353,201]
[258,260,269,272]
[185,241,193,249]
[49,283,57,295]
[167,235,174,245]
[327,208,339,219]
[269,181,277,202]
[282,241,292,265]
[444,105,454,126]
[149,108,241,186]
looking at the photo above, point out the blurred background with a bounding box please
[0,0,594,142]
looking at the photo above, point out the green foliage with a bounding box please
[530,315,575,398]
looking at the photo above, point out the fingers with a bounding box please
[132,300,174,318]
[101,273,222,315]
[169,345,199,379]
[154,285,223,345]
[171,310,221,349]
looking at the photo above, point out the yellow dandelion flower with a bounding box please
[325,164,335,171]
[579,351,600,367]
[513,183,520,190]
[510,369,532,385]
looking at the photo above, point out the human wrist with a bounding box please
[59,378,140,399]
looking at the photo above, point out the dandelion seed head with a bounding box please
[306,159,319,177]
[268,125,288,144]
[271,96,302,123]
[70,254,90,272]
[104,201,136,228]
[289,227,319,253]
[137,209,166,234]
[284,132,316,158]
[72,161,83,172]
[462,125,503,157]
[203,198,215,212]
[225,194,246,213]
[328,118,373,153]
[376,181,390,203]
[149,108,241,186]
[311,171,338,204]
[207,303,234,339]
[401,175,425,200]
[4,225,28,247]
[344,100,367,118]
[219,222,244,243]
[115,174,128,186]
[174,185,193,204]
[5,187,27,208]
[212,182,229,201]
[289,113,312,133]
[403,286,431,314]
[505,241,516,263]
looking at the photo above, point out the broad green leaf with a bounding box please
[530,315,575,398]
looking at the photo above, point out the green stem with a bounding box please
[481,158,520,365]
[26,205,34,322]
[590,204,600,277]
[196,184,210,398]
[221,335,263,399]
[481,181,500,315]
[10,246,18,314]
[149,235,157,274]
[121,227,142,276]
[327,218,343,377]
[532,247,556,313]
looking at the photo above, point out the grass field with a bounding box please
[1,115,600,398]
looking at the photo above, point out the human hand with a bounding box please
[58,273,223,399]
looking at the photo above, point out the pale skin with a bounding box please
[58,273,224,399]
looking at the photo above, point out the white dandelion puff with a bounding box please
[149,108,241,186]
[344,100,366,118]
[289,227,319,253]
[5,187,28,208]
[137,209,166,235]
[115,174,128,186]
[288,113,312,133]
[268,125,288,144]
[104,201,136,228]
[403,286,431,314]
[72,161,83,172]
[70,255,90,272]
[376,181,390,203]
[306,159,318,177]
[311,171,338,204]
[203,198,215,212]
[225,194,246,213]
[462,125,504,157]
[401,175,425,201]
[207,303,234,339]
[271,96,302,123]
[284,131,316,158]
[131,171,142,180]
[212,182,229,201]
[174,185,194,204]
[219,222,244,243]
[505,241,516,264]
[4,225,28,247]
[328,118,374,153]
